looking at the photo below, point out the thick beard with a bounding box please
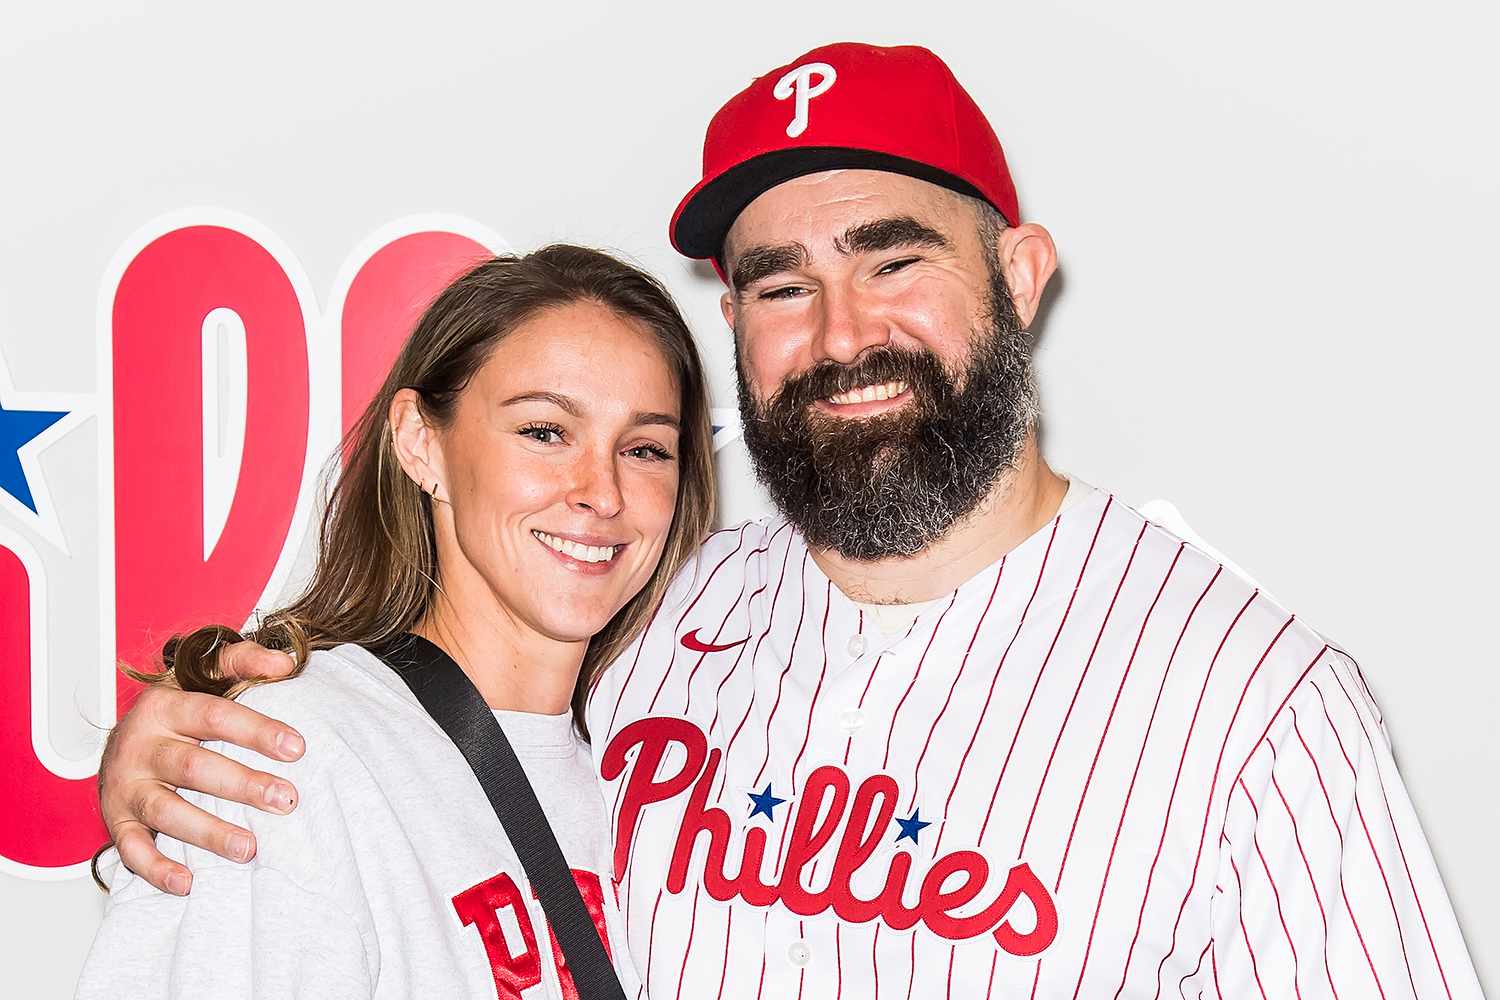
[737,267,1038,561]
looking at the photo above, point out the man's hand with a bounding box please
[100,641,304,895]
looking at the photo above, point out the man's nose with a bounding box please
[812,282,889,365]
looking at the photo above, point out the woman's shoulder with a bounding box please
[233,642,420,728]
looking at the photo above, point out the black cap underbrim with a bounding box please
[672,146,988,262]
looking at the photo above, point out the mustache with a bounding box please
[764,347,951,415]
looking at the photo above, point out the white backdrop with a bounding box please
[2,1,1495,995]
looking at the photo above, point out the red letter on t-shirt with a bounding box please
[453,872,544,997]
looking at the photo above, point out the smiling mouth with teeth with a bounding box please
[532,530,621,564]
[825,380,911,406]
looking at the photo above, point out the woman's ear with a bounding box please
[388,389,445,497]
[996,223,1058,329]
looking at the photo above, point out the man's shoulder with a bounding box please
[1094,492,1349,734]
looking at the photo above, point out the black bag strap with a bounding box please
[374,633,626,1000]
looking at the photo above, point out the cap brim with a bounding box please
[670,147,990,262]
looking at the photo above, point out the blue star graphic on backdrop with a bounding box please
[0,396,68,512]
[894,808,932,845]
[747,783,787,821]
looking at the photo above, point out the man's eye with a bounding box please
[877,257,920,276]
[759,285,809,301]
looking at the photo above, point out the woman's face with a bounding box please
[423,300,683,645]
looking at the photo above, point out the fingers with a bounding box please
[149,739,297,813]
[115,780,261,873]
[160,689,305,763]
[113,819,194,896]
[220,640,297,682]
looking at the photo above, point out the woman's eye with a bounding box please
[626,444,675,462]
[519,424,564,444]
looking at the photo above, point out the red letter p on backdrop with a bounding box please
[0,213,502,876]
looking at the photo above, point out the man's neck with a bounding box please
[808,437,1068,604]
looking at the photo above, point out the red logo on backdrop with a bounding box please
[0,212,505,878]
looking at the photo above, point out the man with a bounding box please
[97,42,1481,997]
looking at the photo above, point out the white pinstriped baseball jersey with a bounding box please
[587,483,1482,999]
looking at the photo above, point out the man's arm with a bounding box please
[100,641,304,895]
[1214,653,1483,997]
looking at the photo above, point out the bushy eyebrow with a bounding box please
[835,216,951,256]
[731,243,807,292]
[731,216,952,293]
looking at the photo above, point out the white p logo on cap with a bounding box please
[773,62,837,138]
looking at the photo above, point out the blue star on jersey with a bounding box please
[0,396,68,512]
[894,809,932,845]
[747,783,787,821]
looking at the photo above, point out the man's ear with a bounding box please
[720,289,737,333]
[388,389,445,496]
[995,223,1058,328]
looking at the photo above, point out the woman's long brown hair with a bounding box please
[143,245,715,739]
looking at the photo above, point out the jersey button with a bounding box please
[787,940,812,967]
[847,634,867,658]
[839,708,866,733]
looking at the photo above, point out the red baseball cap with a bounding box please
[670,42,1021,264]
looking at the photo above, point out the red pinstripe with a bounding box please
[606,524,746,738]
[1147,614,1299,999]
[908,557,1006,811]
[713,908,734,999]
[683,523,791,719]
[1266,739,1341,999]
[1236,776,1302,999]
[1177,941,1212,999]
[788,580,835,788]
[880,592,959,771]
[643,526,753,715]
[673,886,702,1000]
[1071,564,1222,1000]
[644,888,664,998]
[843,616,917,768]
[1326,667,1455,999]
[1308,679,1421,996]
[795,920,807,1000]
[708,527,796,736]
[749,550,813,789]
[604,597,665,748]
[1292,710,1388,999]
[835,924,843,1000]
[1109,587,1259,1000]
[1018,519,1149,856]
[1224,838,1271,1000]
[937,517,1061,856]
[1052,543,1183,888]
[753,911,770,1000]
[772,580,834,870]
[978,498,1115,844]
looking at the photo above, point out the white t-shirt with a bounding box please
[76,643,640,1000]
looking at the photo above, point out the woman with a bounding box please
[77,245,715,998]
